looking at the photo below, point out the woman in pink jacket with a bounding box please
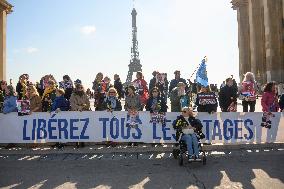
[261,82,279,112]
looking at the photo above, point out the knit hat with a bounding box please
[74,79,82,85]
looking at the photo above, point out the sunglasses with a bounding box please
[109,91,116,94]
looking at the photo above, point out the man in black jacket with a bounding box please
[169,70,188,93]
[113,74,124,99]
[219,78,238,112]
[149,71,158,91]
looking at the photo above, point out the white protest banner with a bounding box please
[0,112,283,144]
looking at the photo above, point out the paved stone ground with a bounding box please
[0,148,283,189]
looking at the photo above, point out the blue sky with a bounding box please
[6,0,238,88]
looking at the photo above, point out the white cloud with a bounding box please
[80,25,96,36]
[13,47,39,54]
[26,47,39,53]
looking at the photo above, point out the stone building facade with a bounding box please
[232,0,284,84]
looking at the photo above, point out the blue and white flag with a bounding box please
[196,58,208,87]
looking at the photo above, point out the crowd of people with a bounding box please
[0,71,284,150]
[0,71,284,116]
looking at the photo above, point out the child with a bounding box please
[51,89,70,112]
[51,89,69,149]
[172,107,203,161]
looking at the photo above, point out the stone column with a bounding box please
[232,0,251,81]
[248,0,266,84]
[0,9,7,81]
[282,1,284,82]
[0,0,12,81]
[263,0,283,82]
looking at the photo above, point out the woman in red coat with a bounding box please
[261,82,279,112]
[133,71,149,110]
[261,82,279,129]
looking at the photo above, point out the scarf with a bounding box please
[108,96,117,109]
[152,97,158,105]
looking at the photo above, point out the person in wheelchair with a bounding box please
[172,107,204,161]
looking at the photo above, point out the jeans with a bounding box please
[242,100,256,112]
[181,133,199,156]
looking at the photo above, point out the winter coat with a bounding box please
[149,77,156,91]
[42,88,56,112]
[16,82,27,100]
[239,81,257,102]
[232,79,238,94]
[133,78,149,105]
[219,85,238,111]
[51,96,70,112]
[29,95,42,112]
[92,80,102,93]
[125,94,141,111]
[114,78,124,99]
[149,77,169,98]
[69,93,90,111]
[172,115,203,141]
[3,96,17,114]
[170,87,189,112]
[155,80,169,97]
[195,92,218,113]
[102,96,122,111]
[145,96,167,113]
[261,92,279,112]
[93,80,112,110]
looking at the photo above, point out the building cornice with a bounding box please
[0,0,13,14]
[231,0,248,10]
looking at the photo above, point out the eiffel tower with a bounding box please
[125,8,142,86]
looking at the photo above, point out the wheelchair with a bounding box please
[172,133,206,166]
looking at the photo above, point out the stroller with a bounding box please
[173,132,206,166]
